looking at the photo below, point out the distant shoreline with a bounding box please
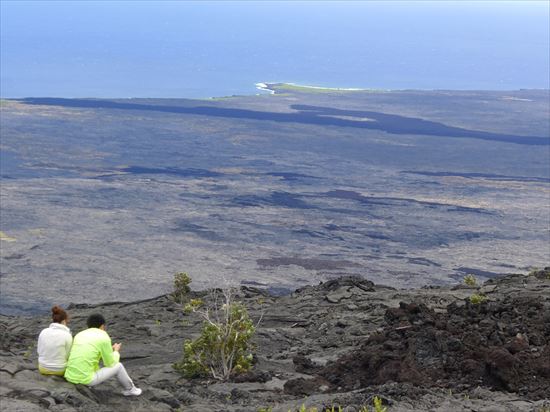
[253,82,550,96]
[3,85,550,101]
[255,82,386,95]
[255,82,275,94]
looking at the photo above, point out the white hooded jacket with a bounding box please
[37,323,73,371]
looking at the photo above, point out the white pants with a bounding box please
[88,362,133,390]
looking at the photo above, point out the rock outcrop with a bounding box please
[1,269,549,411]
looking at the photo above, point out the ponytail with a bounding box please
[51,305,68,323]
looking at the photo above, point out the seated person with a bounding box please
[64,313,141,396]
[37,305,73,376]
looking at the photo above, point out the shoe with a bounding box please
[122,386,142,396]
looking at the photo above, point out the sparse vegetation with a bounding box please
[294,405,317,412]
[528,267,550,280]
[469,293,487,304]
[363,397,387,412]
[183,298,204,313]
[173,272,192,303]
[273,82,381,94]
[174,288,256,381]
[463,274,477,286]
[528,267,540,276]
[22,344,35,360]
[286,397,386,412]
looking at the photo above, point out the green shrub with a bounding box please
[469,294,487,304]
[360,397,387,412]
[286,398,385,412]
[174,288,255,381]
[463,274,477,286]
[183,298,204,314]
[290,405,318,412]
[173,272,192,302]
[23,343,35,360]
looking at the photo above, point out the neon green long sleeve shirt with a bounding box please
[64,328,120,385]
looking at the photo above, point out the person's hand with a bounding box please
[112,343,121,352]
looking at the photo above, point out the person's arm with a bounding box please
[99,335,120,367]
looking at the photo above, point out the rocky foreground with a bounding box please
[1,269,549,412]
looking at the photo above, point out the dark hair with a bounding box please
[51,305,68,323]
[86,313,106,328]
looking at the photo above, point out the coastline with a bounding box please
[255,82,275,95]
[274,82,368,91]
[253,82,550,97]
[255,81,379,94]
[4,85,549,101]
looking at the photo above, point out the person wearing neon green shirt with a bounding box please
[64,313,141,396]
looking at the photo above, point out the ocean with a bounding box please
[1,1,549,98]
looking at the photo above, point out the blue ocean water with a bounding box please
[1,1,548,98]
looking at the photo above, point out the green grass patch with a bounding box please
[469,294,487,305]
[271,83,387,94]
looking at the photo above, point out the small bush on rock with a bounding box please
[469,293,487,304]
[183,298,204,313]
[287,397,385,412]
[292,405,318,412]
[173,272,192,303]
[528,267,550,280]
[463,274,477,286]
[174,288,255,381]
[372,396,387,412]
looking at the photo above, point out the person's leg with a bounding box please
[89,362,134,390]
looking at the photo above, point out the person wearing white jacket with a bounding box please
[37,305,73,376]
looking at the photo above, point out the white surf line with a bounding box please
[255,82,275,94]
[283,82,366,91]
